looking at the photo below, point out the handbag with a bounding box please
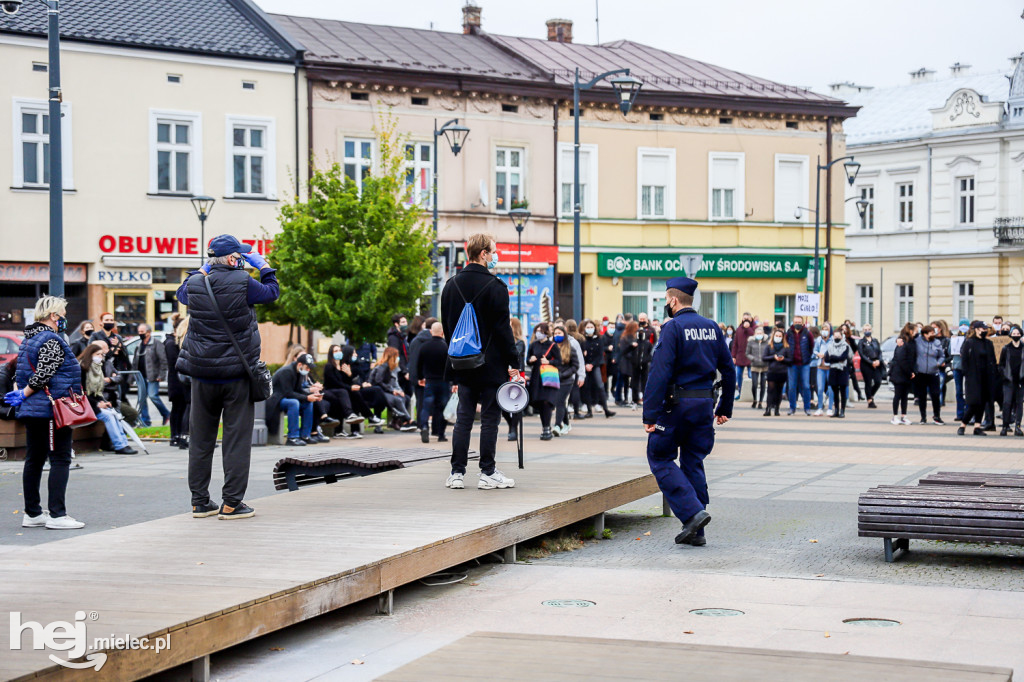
[539,344,561,389]
[203,275,272,402]
[45,385,97,429]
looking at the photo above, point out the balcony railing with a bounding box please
[994,217,1024,245]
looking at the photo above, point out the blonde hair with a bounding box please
[175,315,191,345]
[510,317,524,342]
[285,344,306,364]
[34,295,67,323]
[465,233,496,262]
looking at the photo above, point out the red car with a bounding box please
[0,331,23,365]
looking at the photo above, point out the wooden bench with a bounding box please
[858,484,1024,562]
[272,446,476,491]
[918,471,1024,489]
[376,632,1014,681]
[0,419,106,461]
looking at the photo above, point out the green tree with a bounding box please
[260,115,434,343]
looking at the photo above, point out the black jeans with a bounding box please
[914,373,941,420]
[751,370,767,404]
[22,417,72,518]
[556,380,573,426]
[451,382,500,476]
[189,378,254,508]
[169,395,189,440]
[829,370,848,414]
[1002,380,1024,427]
[892,382,911,416]
[419,379,449,437]
[766,376,786,411]
[862,364,882,400]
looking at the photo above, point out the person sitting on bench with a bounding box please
[267,353,323,446]
[78,342,136,455]
[369,348,417,431]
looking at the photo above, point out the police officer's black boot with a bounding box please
[762,407,771,417]
[540,427,553,441]
[675,510,711,545]
[1016,425,1024,437]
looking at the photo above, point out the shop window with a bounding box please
[343,138,374,193]
[111,293,147,337]
[622,278,667,321]
[495,146,525,212]
[697,291,738,327]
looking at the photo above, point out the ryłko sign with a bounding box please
[598,253,817,279]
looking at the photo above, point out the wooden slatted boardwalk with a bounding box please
[0,461,656,681]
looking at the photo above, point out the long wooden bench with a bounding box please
[272,446,477,491]
[0,419,105,461]
[919,471,1024,489]
[858,484,1024,562]
[376,632,1014,681]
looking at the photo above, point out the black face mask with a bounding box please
[664,304,674,320]
[103,322,116,332]
[640,321,648,328]
[793,324,803,331]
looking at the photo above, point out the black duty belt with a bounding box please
[670,387,714,401]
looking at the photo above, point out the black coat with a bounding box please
[407,329,432,383]
[527,339,562,406]
[177,267,261,381]
[387,327,410,375]
[164,336,187,401]
[763,343,792,379]
[888,339,917,385]
[440,263,518,387]
[961,336,996,405]
[619,334,639,378]
[583,335,606,368]
[266,363,309,434]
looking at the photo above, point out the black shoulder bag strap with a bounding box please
[203,274,257,385]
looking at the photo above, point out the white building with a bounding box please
[840,58,1024,334]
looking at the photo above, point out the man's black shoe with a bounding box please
[218,502,255,520]
[1001,427,1009,437]
[984,423,997,432]
[285,437,307,446]
[178,438,189,450]
[684,535,707,547]
[321,417,340,428]
[170,436,180,447]
[303,436,321,445]
[192,502,219,518]
[674,510,711,545]
[437,435,448,442]
[1015,426,1023,437]
[973,427,987,436]
[422,429,431,444]
[957,426,966,435]
[605,410,616,418]
[115,446,138,455]
[507,430,517,441]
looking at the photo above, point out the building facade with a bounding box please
[0,0,306,359]
[842,60,1024,336]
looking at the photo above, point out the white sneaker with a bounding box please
[901,416,912,425]
[551,424,563,437]
[45,515,85,530]
[368,416,384,426]
[826,409,834,417]
[564,422,572,434]
[21,511,50,528]
[813,409,823,417]
[891,416,901,425]
[479,469,515,489]
[445,473,465,489]
[594,405,604,414]
[344,414,365,424]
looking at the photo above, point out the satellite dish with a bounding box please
[496,381,529,414]
[479,179,489,208]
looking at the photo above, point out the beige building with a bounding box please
[0,0,306,358]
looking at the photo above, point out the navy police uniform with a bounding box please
[643,277,735,540]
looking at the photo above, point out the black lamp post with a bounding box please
[431,118,470,317]
[572,69,642,321]
[509,208,531,319]
[4,0,65,295]
[190,196,216,265]
[812,156,859,312]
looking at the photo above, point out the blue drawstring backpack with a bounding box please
[448,277,490,370]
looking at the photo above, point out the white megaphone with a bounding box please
[496,380,529,469]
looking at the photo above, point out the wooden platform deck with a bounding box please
[376,632,1015,681]
[0,461,656,681]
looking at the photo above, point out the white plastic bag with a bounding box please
[443,391,459,424]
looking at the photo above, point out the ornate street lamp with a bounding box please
[509,208,531,319]
[190,196,216,265]
[431,119,470,317]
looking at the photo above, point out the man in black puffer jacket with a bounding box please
[176,235,279,521]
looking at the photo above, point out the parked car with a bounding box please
[0,331,23,365]
[123,331,169,394]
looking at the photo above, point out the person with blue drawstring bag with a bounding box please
[440,234,522,491]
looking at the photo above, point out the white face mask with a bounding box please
[755,333,764,340]
[92,355,104,365]
[298,368,309,376]
[773,336,783,343]
[585,327,595,335]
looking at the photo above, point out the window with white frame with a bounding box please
[774,155,808,222]
[896,182,914,227]
[558,143,597,218]
[404,142,432,208]
[495,146,524,211]
[954,281,974,322]
[709,153,743,220]
[857,284,874,328]
[230,123,267,197]
[638,148,674,219]
[696,291,738,327]
[957,176,975,224]
[12,98,73,189]
[150,110,200,195]
[896,283,914,328]
[859,186,875,230]
[343,138,374,193]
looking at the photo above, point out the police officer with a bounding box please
[643,277,735,546]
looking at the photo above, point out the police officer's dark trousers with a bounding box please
[647,398,714,526]
[189,378,253,508]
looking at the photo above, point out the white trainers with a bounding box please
[564,422,572,434]
[891,416,902,425]
[45,515,85,530]
[344,414,365,424]
[479,470,515,489]
[901,416,913,425]
[813,409,823,417]
[826,409,834,417]
[21,511,50,528]
[445,473,465,489]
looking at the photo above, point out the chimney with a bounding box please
[949,62,972,77]
[546,18,573,43]
[828,82,873,98]
[462,3,481,35]
[1011,53,1023,67]
[909,67,935,83]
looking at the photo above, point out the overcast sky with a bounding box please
[256,0,1023,94]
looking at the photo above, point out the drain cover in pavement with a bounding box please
[690,608,745,617]
[542,599,596,608]
[843,618,900,627]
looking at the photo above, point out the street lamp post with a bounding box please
[812,155,860,316]
[190,196,216,265]
[3,0,65,295]
[572,68,642,321]
[431,118,470,318]
[509,208,531,320]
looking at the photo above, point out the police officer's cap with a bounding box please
[666,277,698,296]
[207,234,253,257]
